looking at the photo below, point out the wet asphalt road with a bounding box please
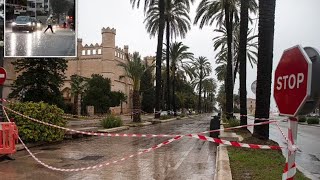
[0,115,216,180]
[4,27,76,57]
[247,117,320,180]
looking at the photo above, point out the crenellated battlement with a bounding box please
[101,27,116,34]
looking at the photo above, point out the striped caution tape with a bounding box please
[282,162,296,180]
[3,106,284,150]
[187,134,284,150]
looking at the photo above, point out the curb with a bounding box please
[125,122,152,127]
[97,126,129,133]
[215,145,232,180]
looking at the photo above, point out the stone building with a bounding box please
[247,98,256,115]
[2,27,155,115]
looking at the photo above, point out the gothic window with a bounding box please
[93,49,97,55]
[82,50,86,55]
[87,49,91,55]
[98,49,102,54]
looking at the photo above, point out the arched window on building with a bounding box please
[93,49,97,55]
[87,49,91,55]
[82,50,86,55]
[98,49,102,54]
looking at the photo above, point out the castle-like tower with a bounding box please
[62,27,154,114]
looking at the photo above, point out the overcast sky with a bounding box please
[78,0,320,112]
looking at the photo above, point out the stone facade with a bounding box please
[3,27,155,115]
[247,98,256,115]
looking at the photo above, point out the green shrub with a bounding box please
[227,118,240,127]
[101,115,123,128]
[180,114,186,118]
[160,115,174,120]
[298,116,307,122]
[8,102,66,143]
[307,117,319,124]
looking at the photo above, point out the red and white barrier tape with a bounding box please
[282,162,296,180]
[187,134,284,150]
[3,106,284,151]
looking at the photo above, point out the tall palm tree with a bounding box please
[167,42,194,115]
[70,75,88,115]
[190,56,212,113]
[253,0,276,140]
[130,0,165,118]
[194,0,257,119]
[145,0,193,111]
[202,78,217,112]
[118,52,147,122]
[238,0,249,126]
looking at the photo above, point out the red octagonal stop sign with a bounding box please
[0,67,7,85]
[274,45,312,117]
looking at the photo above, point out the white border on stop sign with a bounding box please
[274,45,312,117]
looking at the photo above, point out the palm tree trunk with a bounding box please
[132,90,141,122]
[253,0,276,140]
[233,59,239,85]
[155,0,165,119]
[198,69,203,113]
[73,93,78,115]
[225,3,234,119]
[166,20,171,111]
[172,70,177,116]
[239,0,249,126]
[120,100,123,114]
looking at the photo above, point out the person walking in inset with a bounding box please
[44,16,54,34]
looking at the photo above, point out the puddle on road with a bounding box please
[309,154,320,162]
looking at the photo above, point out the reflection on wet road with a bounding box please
[0,115,216,180]
[5,27,76,57]
[247,117,320,179]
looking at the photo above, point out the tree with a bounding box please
[130,0,165,118]
[9,58,67,109]
[50,0,71,23]
[202,78,217,112]
[195,0,257,119]
[141,68,155,113]
[144,0,193,111]
[110,91,127,114]
[238,0,249,126]
[82,74,112,114]
[166,42,193,115]
[118,52,148,122]
[253,0,276,140]
[190,56,212,113]
[70,75,88,115]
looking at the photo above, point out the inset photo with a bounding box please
[4,0,77,57]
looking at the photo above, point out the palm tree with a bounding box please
[238,0,249,126]
[202,78,217,112]
[118,52,147,122]
[167,42,194,115]
[253,0,276,140]
[130,0,165,118]
[194,0,257,119]
[145,0,193,112]
[190,56,212,113]
[70,75,88,115]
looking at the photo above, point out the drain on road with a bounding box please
[79,155,104,161]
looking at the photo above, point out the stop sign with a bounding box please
[274,45,312,117]
[0,68,7,85]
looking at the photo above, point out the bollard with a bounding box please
[210,115,220,138]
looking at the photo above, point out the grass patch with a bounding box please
[100,115,123,129]
[228,132,309,180]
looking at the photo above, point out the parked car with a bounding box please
[160,111,168,116]
[12,16,36,32]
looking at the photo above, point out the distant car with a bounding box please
[12,16,36,32]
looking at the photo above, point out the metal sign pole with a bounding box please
[0,40,3,122]
[283,117,298,180]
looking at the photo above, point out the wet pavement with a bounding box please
[0,115,216,180]
[4,27,76,57]
[247,117,320,179]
